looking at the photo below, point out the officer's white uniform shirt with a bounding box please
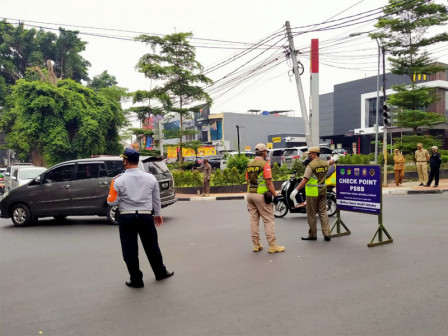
[109,168,161,216]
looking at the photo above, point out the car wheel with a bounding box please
[274,200,288,218]
[327,197,337,217]
[53,215,67,221]
[11,204,35,227]
[106,205,118,225]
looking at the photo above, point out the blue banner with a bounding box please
[336,165,381,214]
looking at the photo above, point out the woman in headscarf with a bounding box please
[393,149,406,186]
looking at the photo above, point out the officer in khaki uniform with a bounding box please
[246,143,285,253]
[415,143,430,186]
[295,146,335,241]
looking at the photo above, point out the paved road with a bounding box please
[1,194,447,336]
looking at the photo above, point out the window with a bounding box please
[105,161,125,177]
[75,163,106,180]
[283,149,298,157]
[43,165,75,183]
[320,147,333,155]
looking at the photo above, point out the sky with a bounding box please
[2,0,448,119]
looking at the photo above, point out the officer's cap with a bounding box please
[121,148,140,162]
[308,146,320,153]
[417,143,423,147]
[255,143,267,152]
[431,146,438,150]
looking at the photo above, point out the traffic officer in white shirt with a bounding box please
[107,148,173,288]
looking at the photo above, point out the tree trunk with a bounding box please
[31,150,45,167]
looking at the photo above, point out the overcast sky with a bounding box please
[3,0,448,117]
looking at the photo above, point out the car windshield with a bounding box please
[19,168,46,179]
[283,149,298,156]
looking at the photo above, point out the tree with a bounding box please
[0,21,90,86]
[372,0,448,150]
[87,70,118,91]
[0,78,125,166]
[134,32,213,162]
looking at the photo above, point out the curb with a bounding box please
[177,188,448,201]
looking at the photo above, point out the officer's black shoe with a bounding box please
[156,270,174,281]
[324,236,331,241]
[419,183,424,186]
[301,236,317,241]
[126,281,144,288]
[424,185,430,187]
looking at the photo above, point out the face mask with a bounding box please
[302,159,310,166]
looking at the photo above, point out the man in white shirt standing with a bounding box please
[107,148,173,288]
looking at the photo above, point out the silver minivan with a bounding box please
[281,146,333,169]
[0,156,176,226]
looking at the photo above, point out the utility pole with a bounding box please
[382,46,388,187]
[285,21,312,146]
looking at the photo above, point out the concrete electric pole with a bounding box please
[285,21,312,146]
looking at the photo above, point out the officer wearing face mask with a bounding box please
[295,147,336,242]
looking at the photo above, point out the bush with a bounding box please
[291,159,306,176]
[227,154,250,174]
[272,162,289,181]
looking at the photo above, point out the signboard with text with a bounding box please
[336,165,381,215]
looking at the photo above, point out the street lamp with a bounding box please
[349,32,381,164]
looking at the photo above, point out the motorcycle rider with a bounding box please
[295,147,337,242]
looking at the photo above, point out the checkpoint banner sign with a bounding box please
[336,165,381,214]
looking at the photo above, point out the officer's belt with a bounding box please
[120,210,152,215]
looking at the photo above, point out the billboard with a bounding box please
[336,165,381,215]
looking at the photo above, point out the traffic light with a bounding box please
[383,104,392,126]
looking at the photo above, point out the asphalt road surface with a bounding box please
[1,194,447,336]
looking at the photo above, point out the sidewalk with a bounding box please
[176,178,448,201]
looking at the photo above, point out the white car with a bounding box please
[10,167,48,190]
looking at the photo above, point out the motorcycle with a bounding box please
[274,169,337,218]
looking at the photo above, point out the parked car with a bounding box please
[3,163,35,192]
[281,146,333,169]
[267,148,286,167]
[0,156,176,226]
[195,155,222,169]
[332,148,350,155]
[10,166,47,190]
[220,151,255,170]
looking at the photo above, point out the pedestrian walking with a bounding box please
[415,143,430,186]
[295,146,336,242]
[426,146,442,187]
[246,143,285,253]
[198,158,211,196]
[107,148,173,288]
[393,149,406,186]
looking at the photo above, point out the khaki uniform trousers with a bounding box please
[394,169,404,186]
[246,193,276,245]
[306,193,330,237]
[203,178,210,195]
[416,162,428,184]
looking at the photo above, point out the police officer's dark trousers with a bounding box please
[118,214,167,283]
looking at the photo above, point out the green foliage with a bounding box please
[212,169,225,186]
[87,71,118,91]
[0,79,125,166]
[271,162,289,181]
[392,134,443,155]
[227,154,250,174]
[171,169,202,187]
[372,0,448,81]
[395,108,445,132]
[291,159,305,176]
[0,21,91,85]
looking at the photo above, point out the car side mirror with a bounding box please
[12,176,17,181]
[4,172,10,176]
[35,176,41,183]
